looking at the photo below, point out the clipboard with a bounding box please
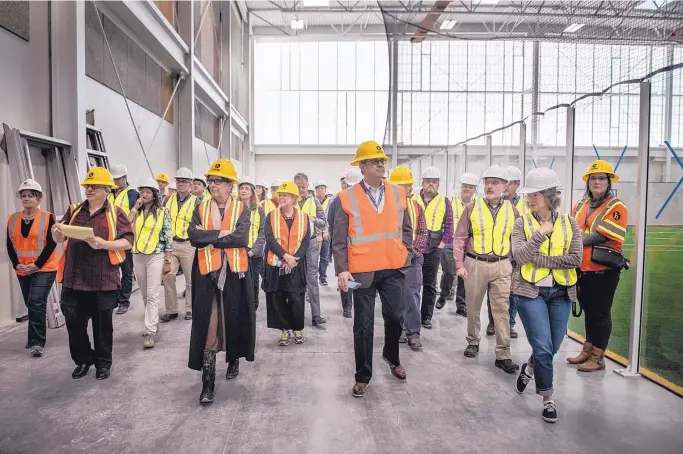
[60,225,95,240]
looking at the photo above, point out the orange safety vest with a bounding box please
[338,181,408,273]
[56,202,125,283]
[266,207,308,266]
[7,210,59,276]
[572,196,627,272]
[196,199,249,274]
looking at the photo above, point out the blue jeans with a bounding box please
[513,285,571,397]
[318,238,331,280]
[17,271,57,348]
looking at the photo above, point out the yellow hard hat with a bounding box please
[155,173,170,184]
[388,166,415,185]
[82,167,115,188]
[351,141,388,166]
[205,158,240,184]
[582,160,619,183]
[276,181,302,201]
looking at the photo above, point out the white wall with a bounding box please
[192,137,219,177]
[254,151,354,193]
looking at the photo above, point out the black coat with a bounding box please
[187,201,256,371]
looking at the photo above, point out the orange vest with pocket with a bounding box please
[266,207,308,266]
[196,199,249,274]
[8,210,59,276]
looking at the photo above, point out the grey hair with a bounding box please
[293,173,308,182]
[540,188,562,211]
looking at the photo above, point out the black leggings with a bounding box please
[577,269,621,350]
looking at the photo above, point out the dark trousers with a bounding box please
[420,248,443,323]
[60,287,118,369]
[341,289,353,311]
[439,245,466,311]
[353,269,406,384]
[267,291,305,331]
[319,238,331,280]
[17,271,56,348]
[117,250,134,307]
[249,256,263,309]
[578,269,621,350]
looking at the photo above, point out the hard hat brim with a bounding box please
[277,191,302,201]
[582,173,619,183]
[204,172,240,185]
[16,189,43,199]
[350,154,388,166]
[389,179,415,185]
[518,184,562,194]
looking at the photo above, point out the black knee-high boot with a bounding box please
[200,349,216,405]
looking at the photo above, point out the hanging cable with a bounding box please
[194,101,213,166]
[147,74,184,154]
[194,0,214,49]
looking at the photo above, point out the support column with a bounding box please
[225,1,233,162]
[519,123,527,186]
[614,81,651,379]
[243,11,252,176]
[485,135,492,167]
[530,41,540,148]
[391,38,399,168]
[563,106,575,213]
[51,0,86,175]
[664,46,674,182]
[177,0,195,170]
[248,19,256,177]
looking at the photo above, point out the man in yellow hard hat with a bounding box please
[333,141,413,398]
[51,167,134,380]
[156,173,170,203]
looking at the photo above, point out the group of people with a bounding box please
[7,138,628,423]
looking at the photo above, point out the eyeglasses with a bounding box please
[526,192,544,199]
[83,185,109,191]
[207,177,229,185]
[176,179,192,184]
[363,159,386,166]
[484,179,503,186]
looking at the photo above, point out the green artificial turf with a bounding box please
[568,225,683,390]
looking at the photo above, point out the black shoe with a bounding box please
[72,364,91,379]
[226,359,239,380]
[96,368,111,380]
[542,401,558,423]
[343,310,352,318]
[185,312,192,321]
[320,277,328,286]
[435,297,446,310]
[159,313,178,323]
[25,342,29,349]
[464,345,479,358]
[516,362,533,394]
[399,333,408,344]
[456,308,467,317]
[422,320,432,330]
[510,327,519,339]
[312,316,327,326]
[495,359,520,374]
[486,322,495,336]
[116,305,129,315]
[200,350,216,405]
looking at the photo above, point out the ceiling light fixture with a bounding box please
[291,19,305,30]
[440,19,457,30]
[563,23,585,33]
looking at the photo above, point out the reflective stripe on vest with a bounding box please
[8,210,58,275]
[520,213,577,286]
[166,194,197,239]
[248,208,260,249]
[113,186,132,215]
[573,197,623,233]
[196,200,248,274]
[266,207,307,266]
[339,182,408,273]
[413,193,446,232]
[133,208,165,254]
[451,196,474,226]
[262,198,277,215]
[470,198,515,256]
[407,199,419,238]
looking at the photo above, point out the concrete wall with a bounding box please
[254,151,355,193]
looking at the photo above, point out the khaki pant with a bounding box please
[162,240,195,314]
[133,253,164,334]
[463,256,512,360]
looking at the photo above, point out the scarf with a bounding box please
[209,198,246,290]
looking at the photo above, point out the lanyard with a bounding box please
[362,181,384,211]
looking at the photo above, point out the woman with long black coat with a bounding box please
[187,159,255,405]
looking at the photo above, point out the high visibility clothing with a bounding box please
[513,196,529,217]
[57,202,125,283]
[266,208,308,266]
[406,199,420,238]
[338,182,408,273]
[262,198,277,215]
[132,208,165,254]
[165,193,198,239]
[300,197,316,217]
[322,198,330,213]
[520,213,577,286]
[413,193,446,232]
[203,188,211,200]
[469,197,515,256]
[196,200,248,274]
[111,186,133,215]
[7,210,58,276]
[572,196,627,272]
[451,195,476,226]
[248,208,260,249]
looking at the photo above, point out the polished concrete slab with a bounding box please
[1,276,682,454]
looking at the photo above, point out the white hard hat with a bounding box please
[256,179,268,188]
[137,177,159,192]
[167,182,176,190]
[240,176,255,186]
[326,189,333,196]
[518,168,562,194]
[110,164,128,179]
[421,166,441,179]
[344,168,362,185]
[482,165,509,182]
[194,175,207,185]
[504,166,522,182]
[175,167,194,179]
[314,180,327,188]
[16,179,43,198]
[340,172,347,181]
[308,182,314,191]
[459,173,479,186]
[270,178,283,188]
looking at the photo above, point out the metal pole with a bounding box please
[445,148,450,198]
[485,135,493,167]
[664,46,674,182]
[391,38,399,168]
[563,106,575,213]
[519,123,527,186]
[614,81,650,378]
[530,41,540,147]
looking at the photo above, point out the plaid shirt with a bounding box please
[412,202,430,256]
[60,200,134,291]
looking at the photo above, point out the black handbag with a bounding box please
[591,245,629,270]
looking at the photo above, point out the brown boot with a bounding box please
[577,347,606,372]
[566,342,593,365]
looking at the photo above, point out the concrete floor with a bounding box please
[1,277,682,454]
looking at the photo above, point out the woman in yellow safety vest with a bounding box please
[187,159,255,406]
[238,177,266,310]
[128,178,173,349]
[509,168,583,424]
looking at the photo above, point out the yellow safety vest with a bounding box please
[111,186,133,215]
[322,198,330,213]
[262,198,277,215]
[203,188,211,200]
[407,199,419,238]
[470,198,515,256]
[413,193,446,232]
[521,213,577,286]
[513,195,529,216]
[165,193,197,239]
[248,207,260,249]
[133,208,165,254]
[300,198,316,217]
[451,195,476,226]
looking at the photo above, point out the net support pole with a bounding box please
[614,81,650,378]
[519,123,527,187]
[563,106,575,213]
[485,135,492,167]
